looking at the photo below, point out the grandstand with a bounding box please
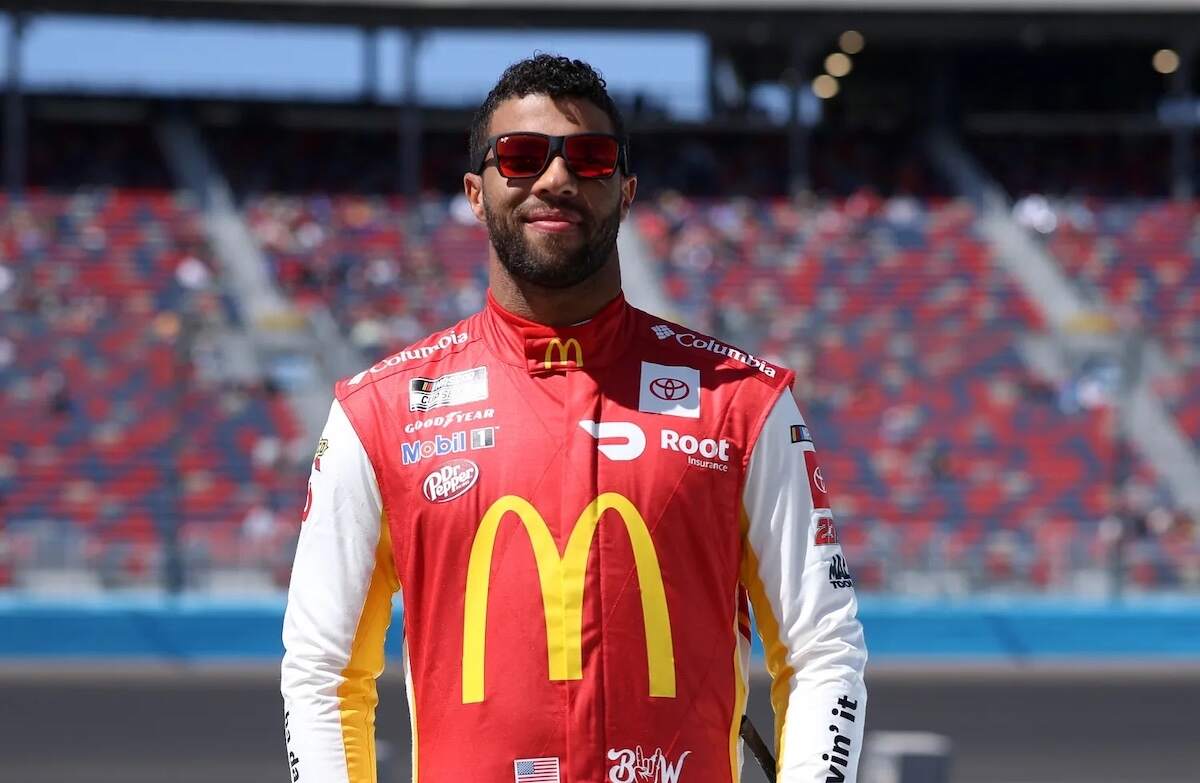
[0,188,305,591]
[4,122,1197,594]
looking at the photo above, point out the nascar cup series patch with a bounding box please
[409,366,488,412]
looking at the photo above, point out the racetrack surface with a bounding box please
[1,663,1195,783]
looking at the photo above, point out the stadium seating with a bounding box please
[245,193,488,356]
[635,192,1194,591]
[3,182,1192,594]
[1045,198,1200,447]
[0,190,304,590]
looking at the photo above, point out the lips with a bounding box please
[521,208,583,233]
[522,208,582,224]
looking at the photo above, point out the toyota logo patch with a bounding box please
[650,377,690,401]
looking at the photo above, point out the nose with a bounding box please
[531,154,578,199]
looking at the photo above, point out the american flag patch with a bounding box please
[789,423,812,443]
[514,757,560,783]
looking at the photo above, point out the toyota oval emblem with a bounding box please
[650,377,690,401]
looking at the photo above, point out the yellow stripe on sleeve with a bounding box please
[738,508,795,774]
[337,513,400,783]
[728,606,749,782]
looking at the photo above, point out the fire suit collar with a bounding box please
[483,289,634,376]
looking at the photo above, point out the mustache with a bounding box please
[515,200,588,225]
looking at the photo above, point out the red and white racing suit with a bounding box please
[282,291,867,783]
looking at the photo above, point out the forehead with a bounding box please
[486,93,615,138]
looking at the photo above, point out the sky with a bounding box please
[0,14,712,119]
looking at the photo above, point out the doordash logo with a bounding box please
[579,420,646,461]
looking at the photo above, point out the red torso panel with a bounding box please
[337,293,789,783]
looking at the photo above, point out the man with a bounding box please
[282,54,867,783]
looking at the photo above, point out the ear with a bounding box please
[619,174,638,221]
[463,172,487,224]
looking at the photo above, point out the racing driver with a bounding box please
[282,54,868,783]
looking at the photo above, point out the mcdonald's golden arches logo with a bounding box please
[462,492,675,704]
[543,337,584,369]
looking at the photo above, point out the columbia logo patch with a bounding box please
[651,324,675,340]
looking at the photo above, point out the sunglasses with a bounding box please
[474,132,629,180]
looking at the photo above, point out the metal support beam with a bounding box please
[399,28,423,196]
[705,36,720,120]
[362,26,379,103]
[1169,40,1195,200]
[5,14,26,200]
[787,37,810,195]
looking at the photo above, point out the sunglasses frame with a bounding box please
[473,132,630,180]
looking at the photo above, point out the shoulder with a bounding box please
[334,313,482,401]
[627,306,794,394]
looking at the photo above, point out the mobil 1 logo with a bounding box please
[401,426,497,465]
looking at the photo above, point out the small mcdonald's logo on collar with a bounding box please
[544,337,584,369]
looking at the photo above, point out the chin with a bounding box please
[515,259,599,290]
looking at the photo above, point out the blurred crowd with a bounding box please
[0,118,1195,594]
[0,191,305,591]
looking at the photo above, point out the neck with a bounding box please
[488,255,622,326]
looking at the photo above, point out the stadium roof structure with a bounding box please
[5,0,1200,38]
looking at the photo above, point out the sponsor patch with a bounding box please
[409,366,488,412]
[658,326,777,378]
[312,438,329,471]
[401,432,467,465]
[348,330,469,385]
[402,428,497,463]
[422,459,479,503]
[822,696,859,782]
[607,746,691,783]
[815,517,839,546]
[828,554,854,588]
[790,424,812,444]
[661,428,731,472]
[514,757,560,783]
[470,426,496,449]
[404,407,494,434]
[284,711,300,781]
[803,450,830,509]
[638,362,700,419]
[580,420,646,461]
[542,337,584,370]
[650,377,690,401]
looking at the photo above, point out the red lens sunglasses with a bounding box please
[474,132,630,180]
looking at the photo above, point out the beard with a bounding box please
[484,196,622,290]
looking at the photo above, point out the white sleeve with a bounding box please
[740,392,868,783]
[281,399,399,783]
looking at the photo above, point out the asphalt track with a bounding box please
[1,663,1196,783]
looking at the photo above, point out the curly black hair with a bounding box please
[468,54,627,170]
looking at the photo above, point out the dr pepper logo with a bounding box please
[422,459,479,503]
